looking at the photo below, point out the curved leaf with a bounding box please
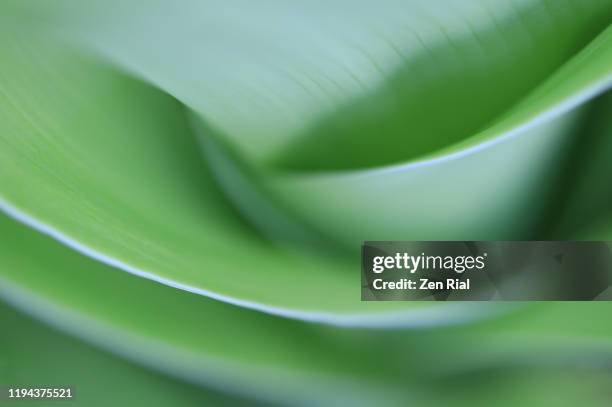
[0,33,471,322]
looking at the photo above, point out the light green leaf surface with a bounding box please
[2,212,612,405]
[0,1,610,321]
[6,299,612,407]
[5,0,610,165]
[1,1,612,406]
[0,302,258,407]
[265,23,612,245]
[0,213,452,406]
[0,32,489,323]
[14,0,609,245]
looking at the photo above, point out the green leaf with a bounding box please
[264,23,612,245]
[0,212,453,405]
[0,32,464,322]
[3,212,612,405]
[549,91,612,237]
[0,302,259,407]
[5,0,611,166]
[1,1,612,406]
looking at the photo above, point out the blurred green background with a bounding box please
[1,1,612,405]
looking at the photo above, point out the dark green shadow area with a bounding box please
[541,90,612,238]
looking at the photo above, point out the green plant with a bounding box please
[1,1,612,405]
